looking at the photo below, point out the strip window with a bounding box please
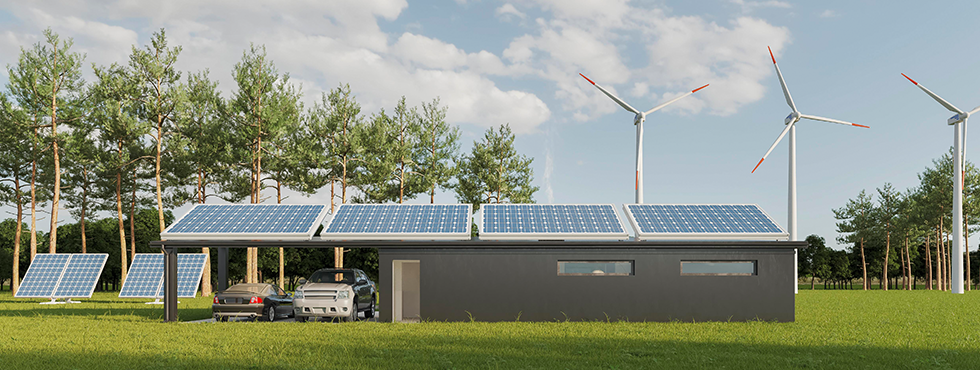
[681,261,756,276]
[558,261,633,276]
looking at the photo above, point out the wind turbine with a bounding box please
[750,47,869,293]
[579,73,708,203]
[901,73,979,294]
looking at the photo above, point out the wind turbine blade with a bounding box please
[901,73,965,114]
[969,104,980,116]
[800,114,870,128]
[752,121,795,173]
[579,73,640,114]
[643,84,709,116]
[769,46,798,113]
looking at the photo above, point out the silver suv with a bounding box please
[293,268,377,322]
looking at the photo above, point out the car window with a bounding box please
[309,270,355,284]
[225,284,266,294]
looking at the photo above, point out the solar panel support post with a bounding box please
[163,246,179,322]
[217,247,228,292]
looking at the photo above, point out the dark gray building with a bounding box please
[379,240,801,323]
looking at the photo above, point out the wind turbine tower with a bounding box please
[580,73,708,203]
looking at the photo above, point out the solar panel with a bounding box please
[176,254,208,298]
[119,253,209,298]
[478,204,629,240]
[15,254,71,298]
[320,204,472,240]
[119,254,164,298]
[53,254,108,298]
[624,204,788,241]
[160,204,330,241]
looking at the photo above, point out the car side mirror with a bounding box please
[298,278,307,285]
[357,279,366,285]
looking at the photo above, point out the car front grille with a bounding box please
[303,290,337,299]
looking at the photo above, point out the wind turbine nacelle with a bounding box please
[784,112,800,125]
[634,113,644,125]
[948,113,966,125]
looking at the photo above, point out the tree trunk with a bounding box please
[48,47,61,254]
[116,168,128,284]
[30,149,37,262]
[155,113,166,234]
[937,227,944,291]
[277,182,284,290]
[810,275,815,290]
[129,172,137,260]
[883,229,890,291]
[899,237,906,290]
[927,234,933,290]
[12,177,23,294]
[967,214,971,291]
[860,237,868,290]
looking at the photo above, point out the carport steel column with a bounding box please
[163,246,178,322]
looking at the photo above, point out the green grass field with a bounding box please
[0,290,978,369]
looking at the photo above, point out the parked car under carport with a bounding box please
[212,283,293,322]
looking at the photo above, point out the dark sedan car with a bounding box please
[212,283,293,322]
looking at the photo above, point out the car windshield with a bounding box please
[309,271,355,284]
[225,284,267,294]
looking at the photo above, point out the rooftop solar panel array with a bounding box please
[52,254,108,298]
[624,204,788,240]
[119,253,209,298]
[16,254,108,299]
[161,204,330,241]
[320,204,472,240]
[478,204,629,240]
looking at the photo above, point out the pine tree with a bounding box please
[415,97,459,204]
[455,124,538,208]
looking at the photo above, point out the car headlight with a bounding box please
[336,290,350,299]
[294,290,304,299]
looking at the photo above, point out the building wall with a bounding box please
[379,247,795,323]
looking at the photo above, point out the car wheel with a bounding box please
[218,316,228,322]
[296,315,307,323]
[345,302,357,322]
[263,304,277,322]
[365,299,375,319]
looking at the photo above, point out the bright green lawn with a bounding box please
[0,290,978,369]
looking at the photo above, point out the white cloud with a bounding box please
[496,3,526,20]
[820,10,839,18]
[729,0,791,13]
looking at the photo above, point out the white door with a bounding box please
[392,260,420,322]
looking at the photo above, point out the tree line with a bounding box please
[0,28,539,294]
[799,150,980,291]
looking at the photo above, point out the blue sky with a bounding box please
[2,1,980,249]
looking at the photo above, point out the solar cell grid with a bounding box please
[177,254,208,298]
[119,254,164,298]
[15,254,71,298]
[321,204,471,240]
[479,204,629,240]
[624,204,787,240]
[161,204,329,240]
[53,254,108,298]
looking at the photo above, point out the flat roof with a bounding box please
[151,238,805,250]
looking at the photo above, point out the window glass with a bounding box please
[225,284,267,294]
[310,270,356,283]
[558,261,633,276]
[681,261,756,276]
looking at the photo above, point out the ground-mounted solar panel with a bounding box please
[119,253,209,299]
[176,254,209,298]
[623,204,788,241]
[320,204,472,240]
[160,204,330,241]
[477,204,629,240]
[53,254,108,298]
[119,254,164,298]
[15,254,71,298]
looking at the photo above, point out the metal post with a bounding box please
[789,123,798,294]
[953,120,965,294]
[163,246,179,322]
[217,247,228,292]
[636,117,644,204]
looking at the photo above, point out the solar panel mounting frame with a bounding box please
[476,203,630,241]
[319,204,473,241]
[623,203,789,241]
[159,204,331,241]
[14,253,109,302]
